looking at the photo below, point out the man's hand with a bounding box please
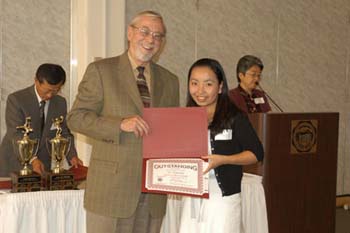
[31,158,45,175]
[120,115,149,137]
[70,156,84,168]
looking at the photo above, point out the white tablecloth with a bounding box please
[241,173,269,233]
[161,173,269,233]
[0,190,86,233]
[0,174,268,233]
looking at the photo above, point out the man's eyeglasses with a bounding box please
[245,72,263,79]
[131,26,165,42]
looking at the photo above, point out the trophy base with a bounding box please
[10,172,42,192]
[45,170,76,190]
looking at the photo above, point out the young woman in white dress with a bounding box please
[178,58,264,233]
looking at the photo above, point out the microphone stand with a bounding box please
[256,83,284,113]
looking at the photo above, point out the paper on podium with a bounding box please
[142,107,209,197]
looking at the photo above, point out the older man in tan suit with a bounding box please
[67,11,179,233]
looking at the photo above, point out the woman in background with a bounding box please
[229,55,271,113]
[178,58,264,233]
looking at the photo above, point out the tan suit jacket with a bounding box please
[67,52,179,218]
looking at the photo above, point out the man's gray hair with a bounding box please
[129,10,166,34]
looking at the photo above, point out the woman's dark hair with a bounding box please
[236,55,264,83]
[36,63,66,85]
[186,58,240,135]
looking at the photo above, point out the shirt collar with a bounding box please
[238,84,259,98]
[34,85,49,105]
[238,85,249,97]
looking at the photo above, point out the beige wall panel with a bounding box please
[277,0,350,194]
[277,0,348,111]
[344,7,350,193]
[196,0,279,98]
[0,0,71,140]
[0,0,3,141]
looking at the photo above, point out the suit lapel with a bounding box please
[117,52,143,112]
[150,63,163,107]
[27,86,42,136]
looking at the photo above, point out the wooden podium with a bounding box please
[247,112,339,233]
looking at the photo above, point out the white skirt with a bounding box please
[178,171,242,233]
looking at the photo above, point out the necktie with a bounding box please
[136,66,151,107]
[39,100,46,133]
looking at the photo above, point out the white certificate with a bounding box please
[145,158,209,196]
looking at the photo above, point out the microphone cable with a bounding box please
[256,82,284,113]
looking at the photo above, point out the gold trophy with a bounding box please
[50,116,71,174]
[46,116,75,190]
[11,117,42,192]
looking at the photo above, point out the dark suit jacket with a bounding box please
[0,85,77,176]
[67,52,179,218]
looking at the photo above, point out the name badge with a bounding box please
[254,97,265,104]
[214,129,232,140]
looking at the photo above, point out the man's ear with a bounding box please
[127,26,133,41]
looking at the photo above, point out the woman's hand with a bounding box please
[201,154,227,174]
[201,151,258,174]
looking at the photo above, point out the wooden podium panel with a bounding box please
[247,113,339,233]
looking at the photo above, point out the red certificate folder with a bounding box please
[142,107,209,197]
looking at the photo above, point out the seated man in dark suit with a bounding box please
[0,63,82,176]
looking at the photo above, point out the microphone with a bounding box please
[256,82,284,112]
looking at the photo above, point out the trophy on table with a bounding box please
[11,117,42,192]
[45,116,75,190]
